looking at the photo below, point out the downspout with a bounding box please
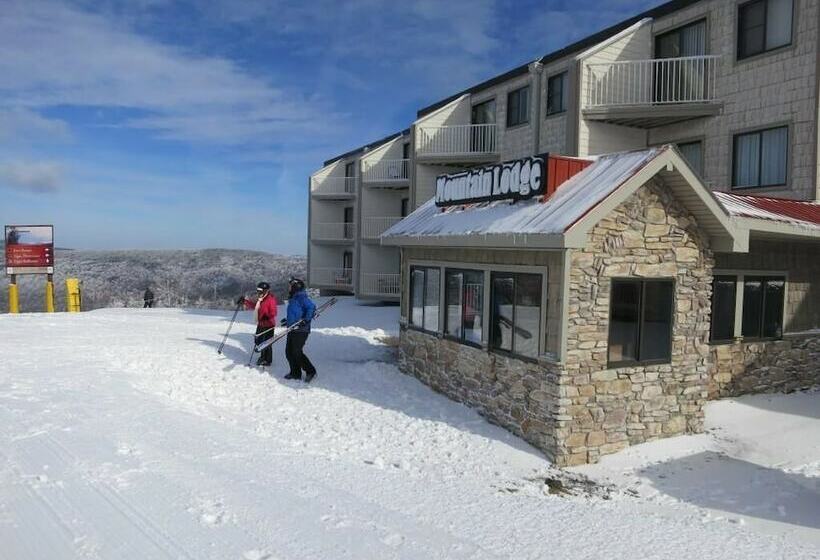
[529,61,544,154]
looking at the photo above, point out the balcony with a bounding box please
[311,267,353,290]
[415,124,498,164]
[360,273,400,298]
[583,55,722,128]
[361,216,403,240]
[362,159,410,187]
[312,222,356,243]
[311,176,357,199]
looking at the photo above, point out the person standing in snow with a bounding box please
[143,287,155,308]
[237,281,278,367]
[282,278,317,382]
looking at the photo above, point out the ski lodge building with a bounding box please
[308,0,820,465]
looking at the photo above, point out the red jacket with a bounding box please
[244,293,278,328]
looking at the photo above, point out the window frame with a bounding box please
[737,0,794,60]
[731,125,789,189]
[444,268,485,349]
[709,275,739,343]
[607,278,675,368]
[471,97,497,125]
[505,85,530,128]
[408,265,441,335]
[490,271,544,361]
[709,270,788,344]
[741,275,786,341]
[546,72,567,116]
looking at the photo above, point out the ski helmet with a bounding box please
[288,277,305,292]
[257,281,270,291]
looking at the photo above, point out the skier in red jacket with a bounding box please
[237,281,278,366]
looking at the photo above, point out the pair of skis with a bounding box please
[246,297,337,366]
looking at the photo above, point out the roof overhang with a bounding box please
[381,232,566,249]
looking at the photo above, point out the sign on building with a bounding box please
[435,154,547,207]
[5,225,55,275]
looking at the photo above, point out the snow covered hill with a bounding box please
[0,298,818,559]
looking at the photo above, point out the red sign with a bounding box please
[5,225,54,275]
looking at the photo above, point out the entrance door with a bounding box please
[470,99,496,152]
[654,20,707,103]
[342,251,353,285]
[343,207,354,239]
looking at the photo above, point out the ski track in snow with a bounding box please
[0,298,818,559]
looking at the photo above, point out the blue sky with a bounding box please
[0,0,658,255]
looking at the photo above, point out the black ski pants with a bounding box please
[143,300,153,308]
[255,325,274,364]
[285,331,315,378]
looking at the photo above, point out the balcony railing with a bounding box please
[312,222,356,241]
[362,216,402,239]
[585,55,720,108]
[361,273,400,297]
[311,176,357,196]
[362,159,409,183]
[416,124,497,157]
[311,267,353,288]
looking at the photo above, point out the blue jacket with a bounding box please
[286,290,316,333]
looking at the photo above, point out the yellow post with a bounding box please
[9,274,19,314]
[46,273,55,313]
[66,278,81,312]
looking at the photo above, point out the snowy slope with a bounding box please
[0,298,818,559]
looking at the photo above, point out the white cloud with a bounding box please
[0,161,64,193]
[0,0,346,146]
[0,108,71,142]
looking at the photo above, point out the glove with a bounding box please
[280,318,287,326]
[236,296,246,305]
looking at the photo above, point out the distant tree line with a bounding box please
[0,246,305,313]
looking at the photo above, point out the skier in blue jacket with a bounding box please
[283,278,317,382]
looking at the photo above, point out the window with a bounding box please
[506,86,530,127]
[675,141,703,176]
[343,207,354,239]
[490,272,542,358]
[471,99,496,125]
[546,72,567,115]
[733,126,788,188]
[445,270,484,345]
[402,142,410,160]
[741,276,785,339]
[656,20,707,58]
[341,251,353,285]
[608,279,674,366]
[400,198,409,217]
[710,276,738,342]
[344,161,356,193]
[738,0,793,59]
[410,266,440,333]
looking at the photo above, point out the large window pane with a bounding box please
[640,282,674,361]
[734,133,761,187]
[463,271,484,344]
[514,274,542,358]
[491,275,514,352]
[760,127,788,186]
[739,1,767,58]
[445,271,463,338]
[766,0,793,49]
[710,276,738,341]
[424,269,440,332]
[506,86,529,127]
[762,279,785,338]
[547,73,567,115]
[609,281,641,363]
[471,99,496,124]
[742,278,763,337]
[410,268,424,327]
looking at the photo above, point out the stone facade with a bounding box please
[559,180,715,465]
[399,329,563,459]
[711,334,820,398]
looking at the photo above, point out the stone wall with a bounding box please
[399,328,563,460]
[711,333,820,398]
[559,180,715,465]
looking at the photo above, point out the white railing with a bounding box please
[362,159,409,182]
[416,124,497,156]
[311,267,353,287]
[361,273,400,296]
[362,216,402,239]
[311,176,357,196]
[312,222,356,241]
[585,55,720,108]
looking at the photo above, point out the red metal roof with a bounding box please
[715,192,820,229]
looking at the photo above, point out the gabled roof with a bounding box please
[382,146,747,252]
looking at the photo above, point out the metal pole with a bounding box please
[9,273,19,314]
[217,302,243,354]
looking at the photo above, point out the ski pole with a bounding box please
[217,302,243,354]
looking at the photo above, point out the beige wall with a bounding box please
[648,0,819,201]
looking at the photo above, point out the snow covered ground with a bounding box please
[0,297,818,559]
